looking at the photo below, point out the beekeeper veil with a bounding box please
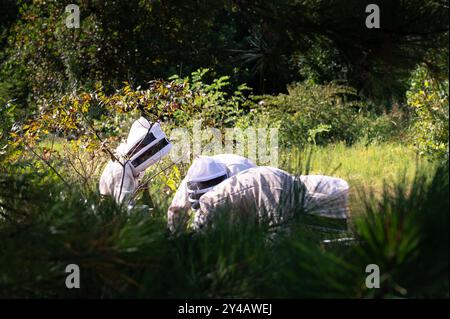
[186,156,229,210]
[123,117,172,175]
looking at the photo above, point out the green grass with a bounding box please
[282,142,426,188]
[279,142,434,216]
[310,143,424,188]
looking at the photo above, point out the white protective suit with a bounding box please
[167,154,257,233]
[99,154,138,204]
[191,166,350,231]
[99,117,172,204]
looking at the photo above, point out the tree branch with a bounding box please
[79,108,124,166]
[24,143,70,188]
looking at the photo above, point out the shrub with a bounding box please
[407,65,449,161]
[169,68,253,129]
[359,110,411,145]
[244,81,365,148]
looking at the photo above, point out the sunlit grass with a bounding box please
[309,143,426,188]
[281,142,434,216]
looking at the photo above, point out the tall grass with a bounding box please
[282,142,428,188]
[281,142,434,215]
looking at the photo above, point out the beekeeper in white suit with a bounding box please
[99,117,172,205]
[193,167,350,231]
[167,154,257,233]
[169,159,349,232]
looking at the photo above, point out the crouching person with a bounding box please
[99,116,172,205]
[167,154,257,233]
[170,165,350,233]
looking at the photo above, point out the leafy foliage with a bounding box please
[9,78,196,152]
[244,82,365,148]
[0,0,243,105]
[0,0,448,106]
[407,65,449,161]
[169,68,253,128]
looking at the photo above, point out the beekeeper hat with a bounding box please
[186,156,228,209]
[123,117,172,175]
[186,156,228,210]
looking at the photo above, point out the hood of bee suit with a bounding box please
[186,156,229,210]
[122,117,172,175]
